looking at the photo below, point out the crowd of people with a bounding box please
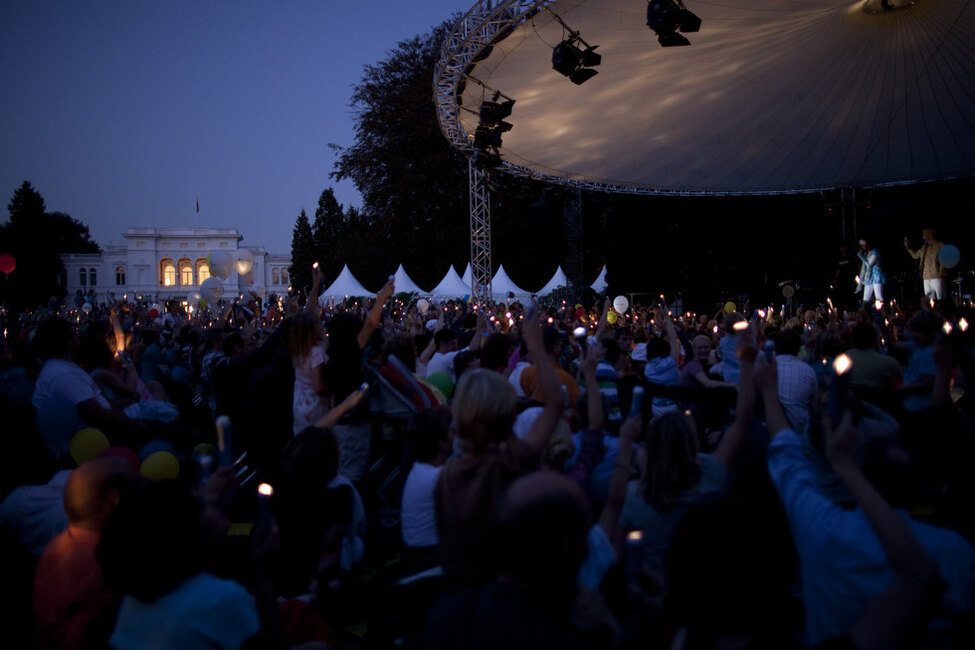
[1,263,974,650]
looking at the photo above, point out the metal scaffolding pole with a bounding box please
[469,160,492,303]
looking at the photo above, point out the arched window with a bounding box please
[80,268,87,287]
[272,268,280,284]
[178,258,193,286]
[89,268,97,286]
[281,268,289,283]
[116,265,126,285]
[195,258,210,283]
[160,258,176,287]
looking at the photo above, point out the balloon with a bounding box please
[575,308,585,319]
[138,438,177,461]
[140,451,180,481]
[209,250,234,280]
[200,277,225,304]
[69,428,110,465]
[101,446,141,471]
[170,365,191,386]
[417,298,430,314]
[938,244,961,269]
[249,285,266,299]
[81,303,92,313]
[186,291,201,308]
[234,248,254,275]
[0,253,15,274]
[613,295,629,314]
[724,301,737,314]
[426,371,453,398]
[607,311,618,324]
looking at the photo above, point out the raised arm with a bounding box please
[825,410,946,650]
[756,346,790,439]
[357,278,394,349]
[598,414,641,542]
[522,308,566,454]
[713,333,757,466]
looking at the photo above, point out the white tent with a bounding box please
[590,266,607,293]
[392,264,424,294]
[537,266,568,296]
[461,263,473,289]
[320,264,372,302]
[491,264,530,300]
[430,265,470,298]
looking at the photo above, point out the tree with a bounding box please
[0,182,100,310]
[289,209,314,298]
[331,18,472,291]
[311,188,345,283]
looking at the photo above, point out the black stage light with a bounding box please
[479,99,514,124]
[647,0,700,47]
[552,38,600,84]
[569,68,599,85]
[473,148,502,169]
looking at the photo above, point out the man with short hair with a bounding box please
[773,329,818,434]
[904,228,946,300]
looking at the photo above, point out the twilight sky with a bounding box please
[0,1,470,254]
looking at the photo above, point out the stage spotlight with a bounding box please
[473,148,502,169]
[479,99,515,124]
[647,0,701,47]
[473,125,505,149]
[552,37,600,85]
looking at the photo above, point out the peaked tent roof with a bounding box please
[321,264,372,300]
[491,264,530,299]
[392,264,425,294]
[537,266,568,296]
[430,265,470,298]
[590,266,607,293]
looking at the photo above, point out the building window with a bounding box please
[197,242,205,248]
[196,258,210,282]
[89,268,97,286]
[116,266,126,285]
[178,258,193,286]
[160,258,176,286]
[272,268,279,284]
[179,242,188,248]
[281,268,289,283]
[80,268,87,287]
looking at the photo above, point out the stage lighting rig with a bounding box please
[647,0,702,47]
[469,90,515,169]
[552,35,601,85]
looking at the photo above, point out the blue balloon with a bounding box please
[938,244,961,269]
[138,438,177,461]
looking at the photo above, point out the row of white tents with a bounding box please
[317,263,608,303]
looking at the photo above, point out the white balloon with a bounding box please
[613,295,629,314]
[417,298,430,314]
[249,284,266,299]
[186,291,201,308]
[81,302,92,313]
[234,248,254,275]
[209,250,234,280]
[200,277,225,304]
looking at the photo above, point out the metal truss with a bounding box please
[469,160,493,302]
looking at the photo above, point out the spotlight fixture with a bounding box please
[647,0,702,47]
[479,98,515,125]
[552,35,601,85]
[471,90,515,169]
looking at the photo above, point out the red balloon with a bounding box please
[0,254,15,274]
[148,309,159,319]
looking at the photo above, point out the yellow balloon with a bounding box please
[607,311,618,324]
[724,301,737,314]
[69,427,109,465]
[140,451,180,481]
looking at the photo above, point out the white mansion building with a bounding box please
[60,227,292,303]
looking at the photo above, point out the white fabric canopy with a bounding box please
[392,264,424,294]
[590,266,607,293]
[491,264,530,299]
[430,265,470,298]
[537,266,568,296]
[321,264,372,300]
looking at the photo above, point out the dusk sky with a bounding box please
[1,1,470,255]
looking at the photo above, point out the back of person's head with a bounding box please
[851,322,879,350]
[646,335,671,360]
[64,457,140,530]
[433,328,457,348]
[773,328,802,356]
[97,481,206,602]
[221,330,244,356]
[496,473,589,605]
[279,427,340,488]
[32,317,73,361]
[542,326,561,355]
[907,309,943,339]
[384,332,418,372]
[600,337,621,365]
[452,369,517,452]
[289,310,322,361]
[642,411,700,510]
[480,333,512,372]
[406,408,451,464]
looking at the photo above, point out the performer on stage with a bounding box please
[855,238,885,307]
[904,228,946,300]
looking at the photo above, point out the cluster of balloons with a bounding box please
[67,430,180,482]
[207,249,254,281]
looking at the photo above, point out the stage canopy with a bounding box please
[437,0,975,194]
